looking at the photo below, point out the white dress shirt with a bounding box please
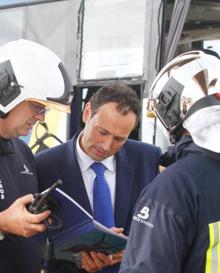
[75,133,116,211]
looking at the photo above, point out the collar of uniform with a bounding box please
[159,135,220,166]
[76,133,115,173]
[0,137,15,156]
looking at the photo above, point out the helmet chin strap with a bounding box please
[169,123,185,144]
[168,94,220,144]
[0,111,8,119]
[185,94,220,119]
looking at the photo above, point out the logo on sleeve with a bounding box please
[137,206,150,219]
[0,179,5,199]
[133,206,154,228]
[20,164,34,175]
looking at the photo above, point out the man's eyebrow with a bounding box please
[114,137,127,142]
[97,126,128,140]
[97,126,109,133]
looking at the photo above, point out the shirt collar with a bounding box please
[76,133,115,173]
[0,138,14,156]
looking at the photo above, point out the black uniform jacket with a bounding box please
[120,136,220,273]
[0,138,42,273]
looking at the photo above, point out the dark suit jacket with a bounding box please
[35,133,161,273]
[35,133,161,236]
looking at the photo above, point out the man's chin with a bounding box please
[89,147,110,161]
[18,129,31,137]
[91,152,108,161]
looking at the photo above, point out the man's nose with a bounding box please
[102,136,113,151]
[35,112,45,122]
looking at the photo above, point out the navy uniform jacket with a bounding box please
[0,138,42,273]
[35,133,161,236]
[120,136,220,273]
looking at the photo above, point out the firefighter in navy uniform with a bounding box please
[119,50,220,273]
[0,39,72,273]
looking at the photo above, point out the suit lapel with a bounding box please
[61,135,93,215]
[114,148,135,228]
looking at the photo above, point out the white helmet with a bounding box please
[0,39,72,115]
[147,50,220,152]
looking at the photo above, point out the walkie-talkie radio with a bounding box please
[28,179,63,231]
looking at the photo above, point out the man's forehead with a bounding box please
[96,125,129,139]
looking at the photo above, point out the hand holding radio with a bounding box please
[0,194,50,238]
[28,179,63,231]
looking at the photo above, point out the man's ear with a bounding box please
[82,102,92,123]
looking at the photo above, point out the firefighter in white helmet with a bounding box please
[0,39,72,273]
[120,50,220,273]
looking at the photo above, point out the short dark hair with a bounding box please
[89,83,141,125]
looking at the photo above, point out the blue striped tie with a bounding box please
[91,162,115,228]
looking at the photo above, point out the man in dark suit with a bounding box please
[35,83,161,273]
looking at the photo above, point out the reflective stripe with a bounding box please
[218,222,220,271]
[206,222,220,273]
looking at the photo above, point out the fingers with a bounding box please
[81,252,102,273]
[16,222,47,237]
[23,207,51,235]
[18,193,51,224]
[111,227,124,234]
[80,241,124,272]
[81,251,114,272]
[111,250,124,264]
[80,249,123,273]
[24,222,47,236]
[95,252,113,266]
[28,210,51,224]
[0,194,51,237]
[17,194,34,205]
